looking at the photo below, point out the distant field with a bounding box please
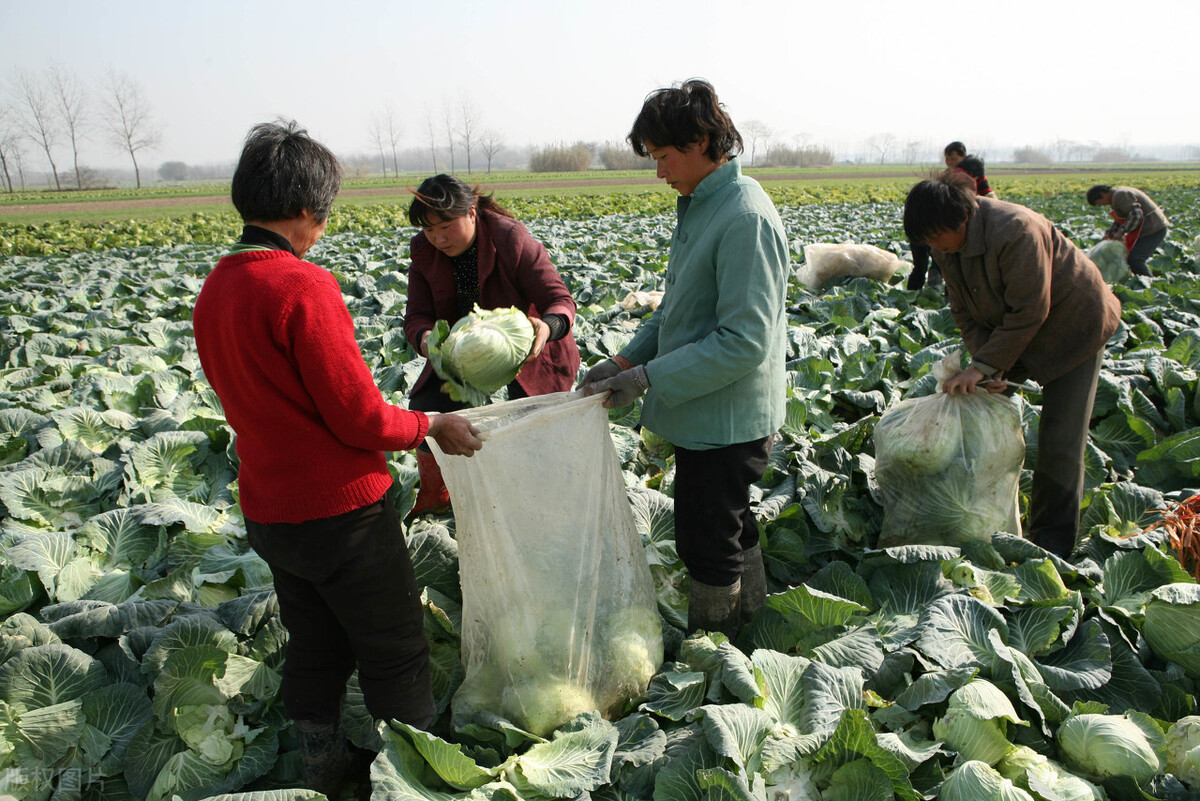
[2,163,1199,225]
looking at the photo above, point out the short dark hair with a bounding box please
[627,79,743,162]
[944,141,967,158]
[1086,185,1112,205]
[903,176,977,245]
[407,173,512,227]
[231,120,341,223]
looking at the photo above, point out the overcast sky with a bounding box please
[4,0,1199,172]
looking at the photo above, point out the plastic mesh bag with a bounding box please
[873,356,1025,548]
[1087,239,1131,284]
[429,391,663,736]
[800,243,908,292]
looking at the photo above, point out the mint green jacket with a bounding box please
[619,159,789,450]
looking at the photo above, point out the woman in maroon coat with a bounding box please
[403,174,581,514]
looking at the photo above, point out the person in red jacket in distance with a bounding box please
[192,120,482,799]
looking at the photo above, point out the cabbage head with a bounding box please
[1165,715,1200,789]
[932,679,1023,766]
[1057,711,1166,783]
[1087,239,1131,284]
[1143,583,1200,679]
[173,703,249,765]
[501,677,597,737]
[940,760,1036,801]
[997,745,1105,801]
[428,305,535,405]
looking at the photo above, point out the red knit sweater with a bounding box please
[193,248,429,524]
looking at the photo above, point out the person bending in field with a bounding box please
[402,173,580,517]
[908,141,993,291]
[1087,183,1171,277]
[579,79,790,639]
[192,120,482,799]
[903,175,1121,559]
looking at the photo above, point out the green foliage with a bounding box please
[1,185,1200,798]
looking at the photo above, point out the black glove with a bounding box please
[589,365,650,407]
[577,358,622,389]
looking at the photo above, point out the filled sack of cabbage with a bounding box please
[873,384,1025,548]
[799,242,908,292]
[428,391,663,737]
[427,304,535,405]
[1087,239,1131,284]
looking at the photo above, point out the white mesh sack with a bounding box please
[428,391,663,737]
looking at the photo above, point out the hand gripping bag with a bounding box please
[428,391,663,737]
[872,356,1026,548]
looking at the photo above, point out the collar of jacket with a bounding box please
[676,157,742,220]
[960,196,995,259]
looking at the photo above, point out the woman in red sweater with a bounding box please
[403,174,580,514]
[193,121,482,798]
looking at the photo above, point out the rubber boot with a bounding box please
[740,546,766,626]
[687,577,742,639]
[408,450,450,518]
[295,719,349,799]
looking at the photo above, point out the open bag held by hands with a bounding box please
[427,391,663,737]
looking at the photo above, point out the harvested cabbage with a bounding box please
[1087,239,1131,284]
[427,304,535,405]
[874,390,1024,547]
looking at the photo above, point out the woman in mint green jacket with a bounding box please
[581,79,790,638]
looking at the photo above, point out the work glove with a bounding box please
[586,365,650,407]
[577,358,622,389]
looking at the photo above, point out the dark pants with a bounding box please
[1026,350,1104,558]
[246,491,434,726]
[673,436,772,586]
[1127,228,1167,277]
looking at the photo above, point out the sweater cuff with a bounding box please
[413,410,431,445]
[971,360,1000,377]
[612,354,634,371]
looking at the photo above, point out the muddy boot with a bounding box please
[687,577,742,639]
[408,450,450,519]
[295,719,349,799]
[740,546,766,626]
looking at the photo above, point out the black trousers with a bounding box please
[1026,350,1104,558]
[673,436,772,587]
[246,491,434,726]
[1127,227,1167,277]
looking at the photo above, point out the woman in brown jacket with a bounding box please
[903,176,1122,558]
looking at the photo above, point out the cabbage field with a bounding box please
[3,181,1200,801]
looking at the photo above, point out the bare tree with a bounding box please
[370,106,402,177]
[368,117,388,177]
[99,70,160,189]
[424,105,439,172]
[442,104,456,173]
[902,140,921,165]
[866,132,896,164]
[13,70,62,190]
[49,65,87,188]
[384,108,401,176]
[479,129,505,174]
[458,95,479,174]
[742,120,771,167]
[0,104,18,192]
